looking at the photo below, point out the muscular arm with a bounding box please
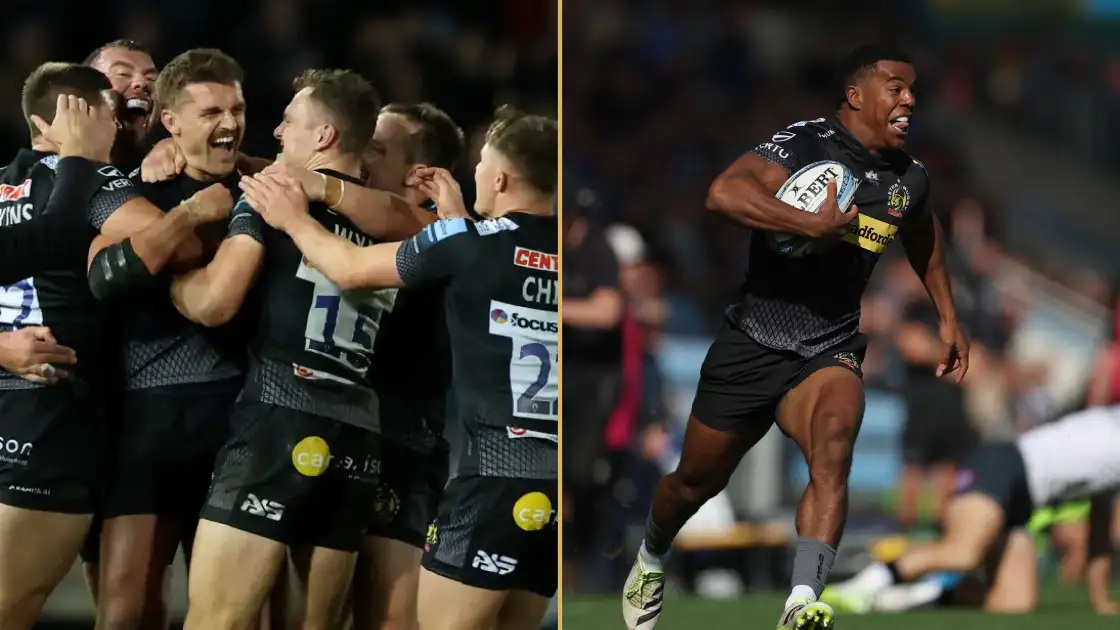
[1085,492,1117,612]
[900,211,959,327]
[309,173,435,241]
[706,153,826,237]
[95,197,205,274]
[170,202,265,327]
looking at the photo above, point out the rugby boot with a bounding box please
[777,597,835,630]
[621,550,665,630]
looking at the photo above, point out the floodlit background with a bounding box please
[0,0,556,628]
[562,0,1120,626]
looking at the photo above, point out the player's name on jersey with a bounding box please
[514,247,558,307]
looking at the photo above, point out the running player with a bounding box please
[241,104,559,630]
[349,102,465,630]
[824,406,1120,615]
[0,62,230,630]
[175,68,410,630]
[86,48,249,630]
[621,44,969,630]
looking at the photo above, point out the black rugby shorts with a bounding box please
[104,386,236,521]
[690,318,867,433]
[201,401,381,551]
[365,444,448,549]
[953,441,1034,528]
[901,380,976,467]
[421,476,557,598]
[0,385,105,514]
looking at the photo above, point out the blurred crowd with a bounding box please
[563,0,1120,593]
[0,0,556,189]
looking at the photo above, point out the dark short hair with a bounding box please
[155,48,243,110]
[485,105,557,196]
[293,69,380,157]
[83,39,152,67]
[380,102,466,170]
[835,44,913,107]
[22,62,111,136]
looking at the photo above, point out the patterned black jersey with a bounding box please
[395,214,558,480]
[369,282,450,453]
[734,116,931,357]
[118,172,247,390]
[240,170,396,432]
[0,150,137,391]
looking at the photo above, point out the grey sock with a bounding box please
[791,536,837,598]
[644,512,673,556]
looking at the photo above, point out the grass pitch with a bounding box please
[563,581,1120,629]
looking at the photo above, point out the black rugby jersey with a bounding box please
[118,172,246,390]
[737,116,931,357]
[240,170,395,432]
[368,283,450,453]
[0,150,137,390]
[395,213,558,479]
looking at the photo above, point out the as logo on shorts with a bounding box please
[834,352,860,371]
[512,491,556,532]
[424,523,439,552]
[291,436,331,477]
[371,484,400,522]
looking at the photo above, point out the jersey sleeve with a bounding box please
[226,194,265,244]
[748,121,826,174]
[86,165,139,230]
[394,218,477,287]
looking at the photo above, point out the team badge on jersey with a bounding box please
[370,483,400,522]
[887,182,910,218]
[834,352,861,371]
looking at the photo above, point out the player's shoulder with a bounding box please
[896,152,930,189]
[752,117,833,168]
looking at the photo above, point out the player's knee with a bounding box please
[937,539,986,573]
[672,469,723,507]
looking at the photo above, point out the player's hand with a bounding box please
[185,183,235,225]
[140,138,186,183]
[0,327,76,385]
[239,173,310,231]
[810,180,859,240]
[936,320,970,384]
[413,167,470,220]
[258,161,324,201]
[31,94,117,163]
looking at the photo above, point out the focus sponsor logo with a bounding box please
[489,308,558,333]
[514,247,558,272]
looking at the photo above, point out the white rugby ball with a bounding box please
[767,160,860,257]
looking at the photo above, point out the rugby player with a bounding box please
[348,102,465,630]
[85,39,159,174]
[84,48,249,630]
[172,68,417,630]
[824,406,1120,615]
[621,44,969,630]
[241,104,559,630]
[0,62,231,630]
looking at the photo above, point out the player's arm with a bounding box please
[898,180,960,331]
[301,169,435,240]
[562,227,622,329]
[0,156,114,282]
[170,198,265,327]
[706,129,833,237]
[284,216,473,291]
[87,183,233,300]
[1085,492,1118,614]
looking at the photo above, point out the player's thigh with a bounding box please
[352,536,422,630]
[416,568,506,630]
[982,529,1038,613]
[98,513,181,622]
[185,519,287,630]
[777,337,868,459]
[494,590,551,630]
[0,504,90,619]
[290,544,358,630]
[422,477,557,607]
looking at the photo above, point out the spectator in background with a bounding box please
[561,185,624,588]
